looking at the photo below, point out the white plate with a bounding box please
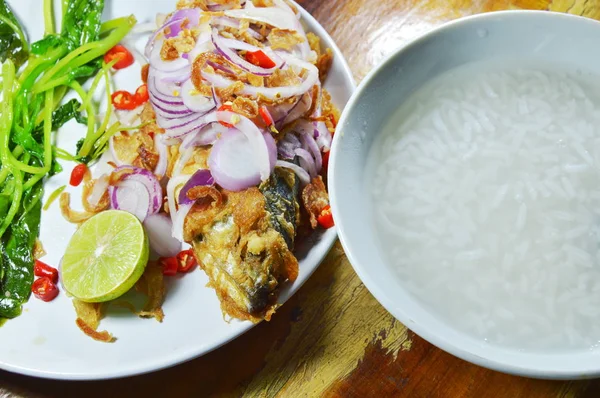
[0,0,355,380]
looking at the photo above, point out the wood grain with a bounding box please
[4,0,600,397]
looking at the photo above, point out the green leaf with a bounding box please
[49,98,89,129]
[31,34,64,55]
[0,181,43,318]
[48,158,63,177]
[61,0,105,51]
[0,0,28,68]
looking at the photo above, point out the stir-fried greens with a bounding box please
[0,0,135,320]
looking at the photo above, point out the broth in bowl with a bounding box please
[368,59,600,352]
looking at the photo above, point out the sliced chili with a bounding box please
[176,249,197,273]
[317,204,334,229]
[104,45,134,70]
[322,150,330,172]
[160,256,178,276]
[134,84,149,105]
[245,50,276,69]
[32,277,59,302]
[69,164,87,187]
[217,104,235,128]
[259,105,274,126]
[34,260,59,284]
[111,90,138,111]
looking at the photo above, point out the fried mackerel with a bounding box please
[183,167,300,322]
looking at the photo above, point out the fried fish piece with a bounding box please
[184,167,300,322]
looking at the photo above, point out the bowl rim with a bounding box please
[329,9,600,380]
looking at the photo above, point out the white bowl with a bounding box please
[329,10,600,379]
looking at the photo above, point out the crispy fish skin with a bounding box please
[185,167,299,322]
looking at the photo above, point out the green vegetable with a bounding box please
[61,0,104,51]
[0,181,42,318]
[0,0,136,320]
[0,0,28,69]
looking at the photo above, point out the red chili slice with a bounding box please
[259,105,274,126]
[317,204,334,229]
[322,150,330,172]
[32,277,59,302]
[217,104,235,128]
[69,164,87,187]
[176,249,197,273]
[134,84,149,105]
[160,256,178,276]
[104,45,134,70]
[111,90,138,111]
[245,50,276,69]
[34,260,59,284]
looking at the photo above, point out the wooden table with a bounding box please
[3,0,600,397]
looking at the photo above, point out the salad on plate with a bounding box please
[0,0,338,342]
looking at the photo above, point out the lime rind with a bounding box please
[61,210,149,302]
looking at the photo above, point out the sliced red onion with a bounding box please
[278,132,301,160]
[211,29,280,76]
[201,55,318,100]
[151,98,195,119]
[88,174,109,207]
[178,169,215,206]
[109,179,151,222]
[111,166,163,215]
[208,129,276,191]
[211,16,241,29]
[206,60,235,76]
[301,131,323,173]
[315,121,332,151]
[166,9,202,38]
[276,160,310,185]
[172,203,192,242]
[188,32,213,61]
[246,27,263,40]
[312,90,333,150]
[217,111,272,180]
[143,213,182,257]
[273,0,311,59]
[160,70,191,84]
[163,112,218,140]
[148,76,186,106]
[150,39,189,72]
[145,18,183,58]
[211,86,221,108]
[224,7,298,30]
[181,79,215,113]
[151,73,185,97]
[273,98,301,126]
[181,123,224,149]
[219,37,262,52]
[281,93,312,126]
[154,134,168,178]
[156,112,203,130]
[295,148,316,178]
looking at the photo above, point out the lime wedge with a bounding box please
[61,210,149,303]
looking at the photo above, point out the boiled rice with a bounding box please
[369,60,600,351]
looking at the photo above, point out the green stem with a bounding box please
[0,169,23,238]
[70,81,96,157]
[0,15,29,53]
[43,0,55,36]
[0,147,24,186]
[33,16,136,92]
